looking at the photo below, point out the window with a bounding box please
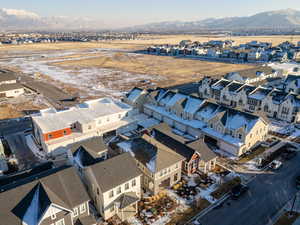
[117,186,121,194]
[88,125,92,130]
[109,190,114,198]
[63,130,67,135]
[97,188,100,195]
[125,183,129,190]
[174,173,178,182]
[56,219,65,225]
[73,207,78,217]
[132,179,136,187]
[79,203,86,214]
[118,114,122,119]
[107,117,110,122]
[50,208,56,220]
[48,134,53,139]
[175,163,178,169]
[239,134,242,139]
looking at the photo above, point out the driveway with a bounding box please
[198,154,300,225]
[5,133,40,170]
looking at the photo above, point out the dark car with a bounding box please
[231,184,249,199]
[296,176,300,189]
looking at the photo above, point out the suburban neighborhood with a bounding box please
[1,2,300,225]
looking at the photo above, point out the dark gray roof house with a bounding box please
[87,153,141,193]
[71,136,108,167]
[0,166,93,225]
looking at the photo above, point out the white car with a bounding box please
[269,160,282,170]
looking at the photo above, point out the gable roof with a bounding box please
[126,87,143,102]
[0,83,23,92]
[0,71,16,83]
[117,135,183,173]
[88,153,141,193]
[70,136,107,158]
[150,123,216,162]
[0,166,90,225]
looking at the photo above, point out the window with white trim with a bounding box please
[50,208,56,220]
[79,203,86,214]
[55,219,65,225]
[132,179,136,187]
[73,207,78,217]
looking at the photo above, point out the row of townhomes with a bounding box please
[123,87,268,157]
[147,40,300,63]
[198,76,300,123]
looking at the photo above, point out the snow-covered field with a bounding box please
[0,48,164,98]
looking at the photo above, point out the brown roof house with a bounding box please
[83,153,142,222]
[117,134,184,195]
[0,166,95,225]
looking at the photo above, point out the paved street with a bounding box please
[198,154,300,225]
[0,117,32,136]
[5,133,40,170]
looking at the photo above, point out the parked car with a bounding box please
[296,175,300,189]
[269,160,282,170]
[231,184,249,199]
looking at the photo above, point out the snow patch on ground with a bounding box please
[0,48,165,98]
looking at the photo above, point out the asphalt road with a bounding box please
[5,133,40,170]
[0,117,32,136]
[198,154,300,225]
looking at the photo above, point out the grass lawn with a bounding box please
[238,145,268,164]
[274,212,300,225]
[166,199,210,225]
[211,177,241,199]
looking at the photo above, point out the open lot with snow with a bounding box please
[0,38,257,100]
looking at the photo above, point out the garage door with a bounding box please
[163,117,174,126]
[153,112,162,121]
[187,127,201,137]
[219,141,239,156]
[174,121,186,132]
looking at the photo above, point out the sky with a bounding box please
[1,0,300,28]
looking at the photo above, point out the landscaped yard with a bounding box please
[238,145,268,164]
[274,212,300,225]
[211,177,241,199]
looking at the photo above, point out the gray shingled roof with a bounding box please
[0,166,90,225]
[0,71,16,83]
[88,153,142,193]
[70,136,107,158]
[0,83,23,92]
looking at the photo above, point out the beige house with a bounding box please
[83,153,142,221]
[195,101,268,156]
[117,134,184,195]
[199,77,300,123]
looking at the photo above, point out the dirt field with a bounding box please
[0,35,298,53]
[51,52,254,86]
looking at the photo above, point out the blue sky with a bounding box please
[1,0,300,27]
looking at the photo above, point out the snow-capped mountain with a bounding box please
[0,8,104,31]
[127,9,300,32]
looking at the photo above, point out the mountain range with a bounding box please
[0,8,104,31]
[127,9,300,32]
[0,8,300,32]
